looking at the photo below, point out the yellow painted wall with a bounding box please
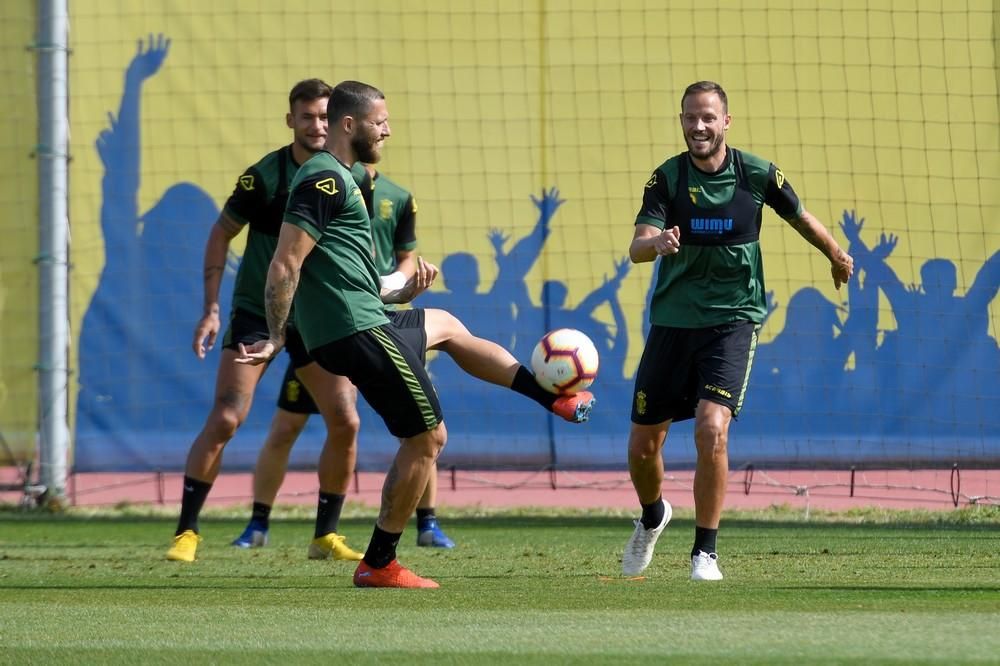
[64,0,999,425]
[0,1,39,464]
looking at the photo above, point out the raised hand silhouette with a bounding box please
[126,34,171,82]
[530,187,565,224]
[487,228,510,258]
[871,233,898,261]
[838,209,865,245]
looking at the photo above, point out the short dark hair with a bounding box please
[681,81,728,113]
[288,79,333,110]
[328,80,385,121]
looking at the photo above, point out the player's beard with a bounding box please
[353,133,381,164]
[685,131,725,161]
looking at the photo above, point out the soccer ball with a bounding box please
[530,328,599,395]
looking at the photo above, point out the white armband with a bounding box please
[379,271,407,291]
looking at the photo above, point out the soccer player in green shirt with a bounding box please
[236,81,591,587]
[169,79,589,571]
[621,81,854,581]
[167,79,373,564]
[232,164,461,551]
[235,80,439,587]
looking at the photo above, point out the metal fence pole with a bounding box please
[36,0,71,504]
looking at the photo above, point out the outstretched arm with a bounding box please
[841,209,907,306]
[577,256,631,315]
[966,249,1000,310]
[96,34,170,257]
[98,35,171,191]
[838,211,898,365]
[606,272,629,376]
[496,187,562,281]
[785,209,853,289]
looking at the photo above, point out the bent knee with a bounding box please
[324,393,361,435]
[206,406,245,441]
[409,422,447,458]
[426,309,469,349]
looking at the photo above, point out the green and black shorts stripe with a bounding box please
[308,320,441,438]
[631,320,759,425]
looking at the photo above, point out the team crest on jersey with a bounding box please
[238,174,255,191]
[379,198,393,220]
[645,173,657,189]
[315,178,338,195]
[775,168,785,189]
[689,186,700,205]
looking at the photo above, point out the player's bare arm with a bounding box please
[629,223,681,264]
[394,248,418,279]
[381,256,438,305]
[786,209,854,289]
[193,211,246,358]
[380,249,417,292]
[236,224,316,365]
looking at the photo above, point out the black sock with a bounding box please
[176,476,212,536]
[692,526,718,557]
[510,365,556,411]
[640,497,665,530]
[313,492,346,539]
[416,508,435,523]
[251,502,272,529]
[363,525,402,568]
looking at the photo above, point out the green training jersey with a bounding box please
[284,151,389,350]
[635,147,803,328]
[351,163,418,276]
[223,145,298,318]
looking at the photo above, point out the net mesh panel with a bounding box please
[0,0,40,468]
[61,0,998,472]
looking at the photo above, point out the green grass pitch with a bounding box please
[1,508,998,665]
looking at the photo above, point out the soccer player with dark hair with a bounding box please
[231,164,456,552]
[168,78,372,564]
[621,80,853,580]
[235,80,592,587]
[231,132,595,557]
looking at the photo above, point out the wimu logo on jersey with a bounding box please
[690,217,734,234]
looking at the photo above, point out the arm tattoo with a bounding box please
[265,266,298,342]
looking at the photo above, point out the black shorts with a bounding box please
[631,320,759,425]
[307,319,440,438]
[276,361,319,414]
[222,308,312,368]
[276,309,427,415]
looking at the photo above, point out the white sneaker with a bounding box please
[621,499,672,575]
[690,550,724,581]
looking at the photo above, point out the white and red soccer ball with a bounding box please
[530,328,599,395]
